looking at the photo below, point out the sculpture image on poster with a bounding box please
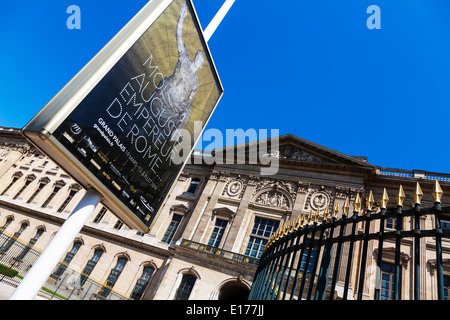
[49,0,223,230]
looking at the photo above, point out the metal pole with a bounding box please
[203,0,236,42]
[357,208,372,300]
[374,208,386,300]
[9,189,101,300]
[434,202,444,300]
[329,216,347,300]
[306,222,325,300]
[298,223,316,299]
[315,217,336,300]
[343,212,358,300]
[393,205,403,300]
[289,225,309,300]
[413,203,421,300]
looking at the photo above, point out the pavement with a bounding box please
[0,280,49,300]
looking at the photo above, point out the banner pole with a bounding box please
[9,189,101,300]
[203,0,236,42]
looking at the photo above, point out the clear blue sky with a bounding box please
[1,1,450,173]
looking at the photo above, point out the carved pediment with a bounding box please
[212,134,375,171]
[213,207,236,219]
[171,204,190,214]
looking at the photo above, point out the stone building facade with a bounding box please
[0,126,449,300]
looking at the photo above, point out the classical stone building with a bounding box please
[0,126,449,300]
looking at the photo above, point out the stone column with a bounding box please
[223,176,258,252]
[0,148,24,179]
[191,173,229,243]
[181,172,219,240]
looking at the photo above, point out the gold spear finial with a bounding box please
[366,190,375,211]
[396,185,405,207]
[353,193,361,213]
[323,206,330,222]
[380,188,389,210]
[294,215,301,230]
[333,201,339,218]
[288,220,294,233]
[307,209,313,225]
[342,197,350,216]
[432,180,443,203]
[314,208,320,224]
[413,182,423,205]
[283,221,289,236]
[300,212,306,228]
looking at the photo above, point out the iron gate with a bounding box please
[249,181,450,300]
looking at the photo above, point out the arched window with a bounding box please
[0,222,28,254]
[16,227,45,260]
[100,256,128,298]
[0,216,13,234]
[130,265,155,300]
[53,241,82,277]
[80,248,104,286]
[174,274,197,300]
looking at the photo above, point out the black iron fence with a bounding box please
[249,182,450,300]
[0,231,128,300]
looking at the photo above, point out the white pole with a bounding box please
[203,0,236,42]
[9,189,101,300]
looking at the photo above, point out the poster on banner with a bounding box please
[22,0,223,232]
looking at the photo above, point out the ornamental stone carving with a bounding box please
[255,190,290,209]
[263,145,328,163]
[309,191,330,211]
[226,180,243,197]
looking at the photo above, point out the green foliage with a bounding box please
[0,263,19,278]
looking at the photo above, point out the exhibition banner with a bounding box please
[22,0,223,232]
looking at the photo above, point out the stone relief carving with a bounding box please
[263,145,328,163]
[226,180,243,197]
[304,186,334,211]
[255,190,290,209]
[309,191,330,211]
[253,178,297,199]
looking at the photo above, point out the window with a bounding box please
[113,219,123,230]
[1,176,19,196]
[93,206,107,223]
[380,262,399,300]
[53,242,82,277]
[174,274,196,300]
[162,214,183,244]
[80,248,104,286]
[208,219,228,247]
[16,228,44,260]
[57,189,78,213]
[299,239,318,274]
[130,266,155,300]
[100,257,128,298]
[0,223,28,254]
[27,183,46,204]
[187,178,200,193]
[41,186,61,208]
[0,217,13,233]
[13,179,32,200]
[385,218,397,229]
[245,217,280,259]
